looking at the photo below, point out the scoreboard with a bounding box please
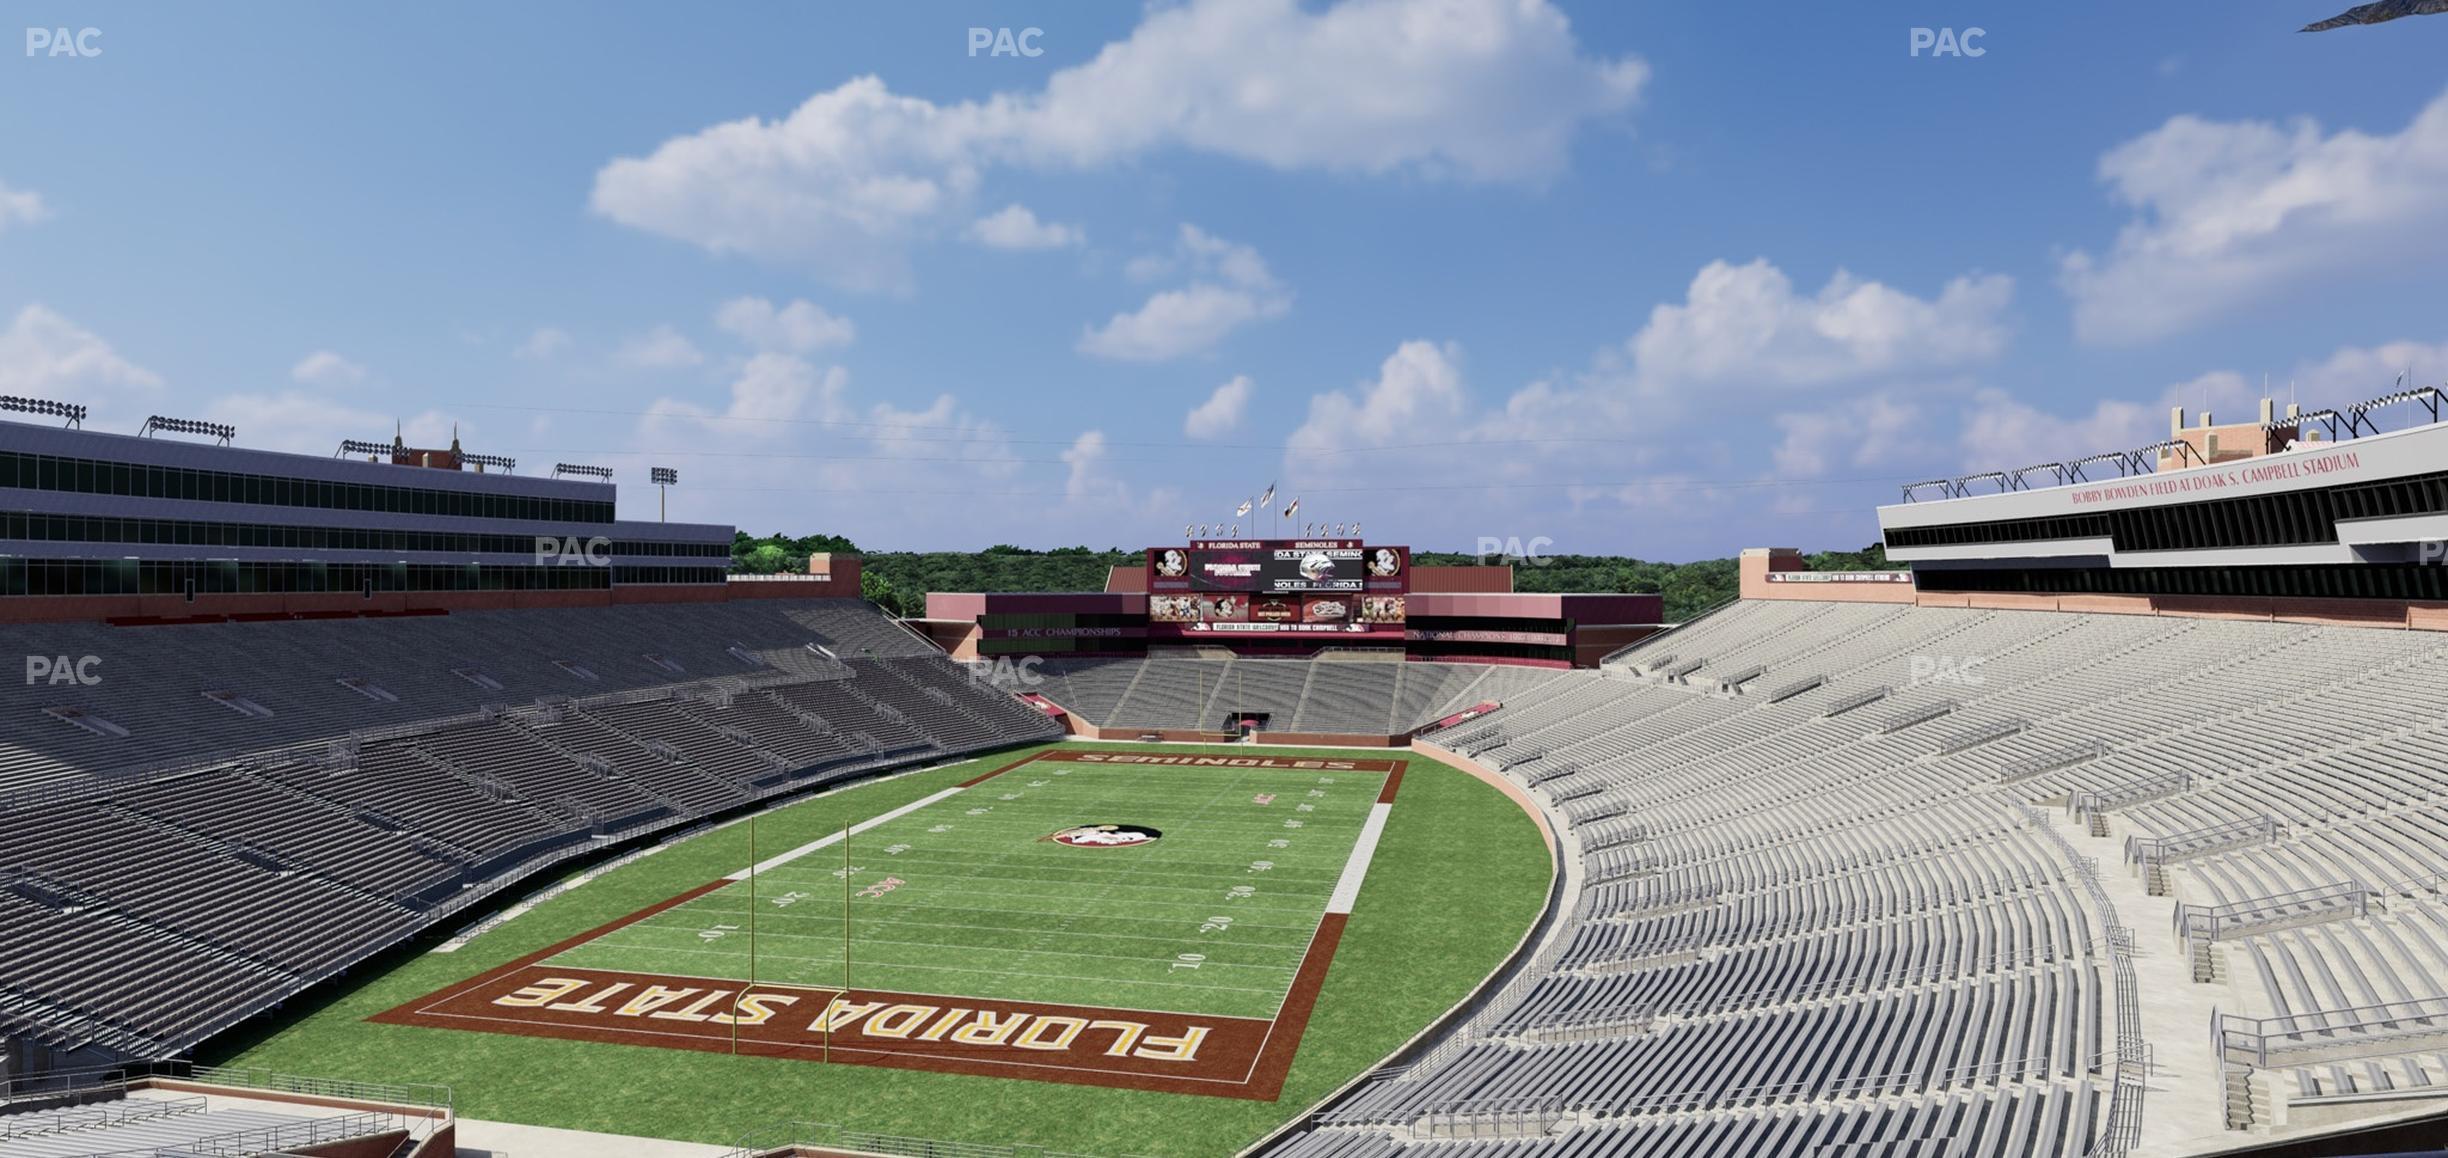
[1146,540,1408,634]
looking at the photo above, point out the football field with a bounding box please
[377,748,1402,1097]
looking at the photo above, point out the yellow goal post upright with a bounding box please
[732,812,757,1056]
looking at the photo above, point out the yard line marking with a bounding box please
[614,903,1324,945]
[564,940,1293,995]
[579,925,1304,974]
[724,786,964,880]
[1327,801,1394,914]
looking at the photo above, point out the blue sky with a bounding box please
[4,1,2446,558]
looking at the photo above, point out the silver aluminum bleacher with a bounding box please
[1271,599,2448,1157]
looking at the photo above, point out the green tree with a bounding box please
[861,570,906,617]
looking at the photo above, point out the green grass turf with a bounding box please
[211,742,1550,1156]
[552,755,1386,1019]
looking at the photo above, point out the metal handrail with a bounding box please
[2215,991,2448,1068]
[1900,380,2445,501]
[721,1120,1112,1158]
[2174,881,2365,946]
[2011,800,2144,1158]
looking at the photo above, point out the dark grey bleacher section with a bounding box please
[1029,655,1566,734]
[0,599,935,798]
[0,600,1058,1063]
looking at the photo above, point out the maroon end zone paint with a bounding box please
[373,922,1354,1100]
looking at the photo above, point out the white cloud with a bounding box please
[1288,340,1469,452]
[1254,256,2014,553]
[0,304,163,405]
[1622,259,2013,396]
[1955,387,2177,473]
[1078,284,1289,362]
[589,0,1644,288]
[1055,428,1182,519]
[1771,394,1923,478]
[1061,430,1116,500]
[0,181,46,232]
[2061,86,2448,344]
[1022,0,1645,179]
[644,351,847,435]
[1282,260,2008,474]
[615,325,706,370]
[714,297,855,353]
[290,350,368,387]
[967,204,1083,251]
[208,393,456,458]
[1184,375,1255,439]
[1953,338,2448,470]
[2288,338,2448,399]
[1079,225,1291,361]
[514,327,572,360]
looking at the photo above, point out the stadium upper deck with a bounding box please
[1880,387,2448,607]
[0,412,754,622]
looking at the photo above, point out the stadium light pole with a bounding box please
[651,466,678,522]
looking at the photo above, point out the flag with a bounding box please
[1235,498,1253,518]
[1284,497,1299,520]
[1258,483,1276,509]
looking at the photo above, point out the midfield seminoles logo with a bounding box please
[1044,823,1162,848]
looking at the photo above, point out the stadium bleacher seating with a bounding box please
[0,600,1057,1063]
[0,1069,445,1158]
[0,599,935,799]
[1032,655,1568,735]
[1265,599,2448,1157]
